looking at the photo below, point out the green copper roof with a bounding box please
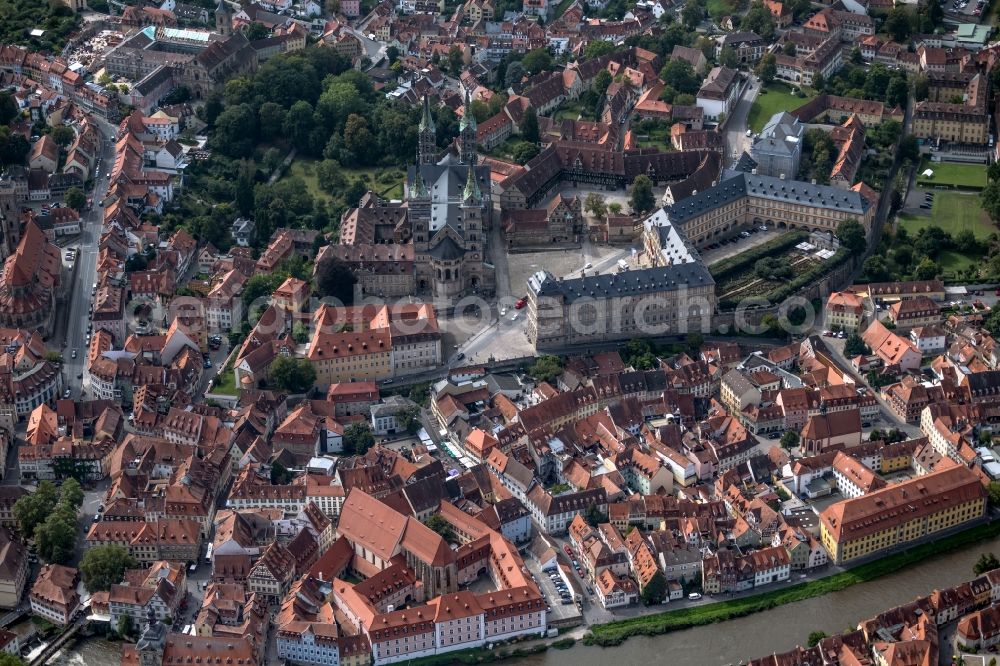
[419,95,436,133]
[412,170,429,199]
[463,165,481,203]
[460,89,476,132]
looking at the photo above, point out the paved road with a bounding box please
[812,336,924,438]
[724,75,761,166]
[489,209,512,300]
[60,120,116,397]
[345,26,386,66]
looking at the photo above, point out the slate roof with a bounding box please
[529,262,714,303]
[664,171,870,225]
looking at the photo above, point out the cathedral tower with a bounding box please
[215,0,233,37]
[459,88,477,165]
[418,95,437,165]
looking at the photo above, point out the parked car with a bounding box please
[515,298,527,309]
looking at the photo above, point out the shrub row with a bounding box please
[708,231,809,281]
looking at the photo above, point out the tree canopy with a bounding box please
[527,355,563,383]
[974,552,1000,575]
[630,175,655,213]
[64,187,86,212]
[779,431,799,450]
[836,219,867,255]
[343,422,375,455]
[268,356,317,394]
[641,570,667,605]
[81,545,138,592]
[522,48,554,75]
[314,253,357,305]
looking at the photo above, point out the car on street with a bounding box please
[767,432,781,440]
[510,312,518,321]
[688,592,703,600]
[500,308,507,316]
[584,262,592,269]
[515,298,526,309]
[71,349,77,359]
[63,389,71,398]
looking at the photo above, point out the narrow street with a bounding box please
[489,208,512,300]
[58,118,117,396]
[724,75,761,165]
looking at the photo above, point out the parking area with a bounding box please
[902,186,939,214]
[699,226,781,265]
[524,554,583,625]
[944,0,987,19]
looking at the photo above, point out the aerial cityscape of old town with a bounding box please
[5,0,1000,663]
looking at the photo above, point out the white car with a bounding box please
[71,349,77,359]
[511,312,519,321]
[584,262,592,269]
[746,129,752,137]
[500,308,507,316]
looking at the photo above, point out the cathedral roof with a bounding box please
[426,235,466,261]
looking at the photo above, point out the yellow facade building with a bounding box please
[819,465,986,565]
[825,290,865,332]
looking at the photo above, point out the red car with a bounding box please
[515,298,527,309]
[564,545,572,556]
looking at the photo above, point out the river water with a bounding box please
[526,534,1000,666]
[45,535,999,666]
[47,637,122,666]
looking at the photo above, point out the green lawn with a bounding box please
[707,0,740,19]
[343,166,406,200]
[938,249,979,274]
[898,191,995,239]
[285,159,334,204]
[284,159,405,202]
[747,83,813,133]
[210,363,238,396]
[916,159,988,190]
[554,105,582,121]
